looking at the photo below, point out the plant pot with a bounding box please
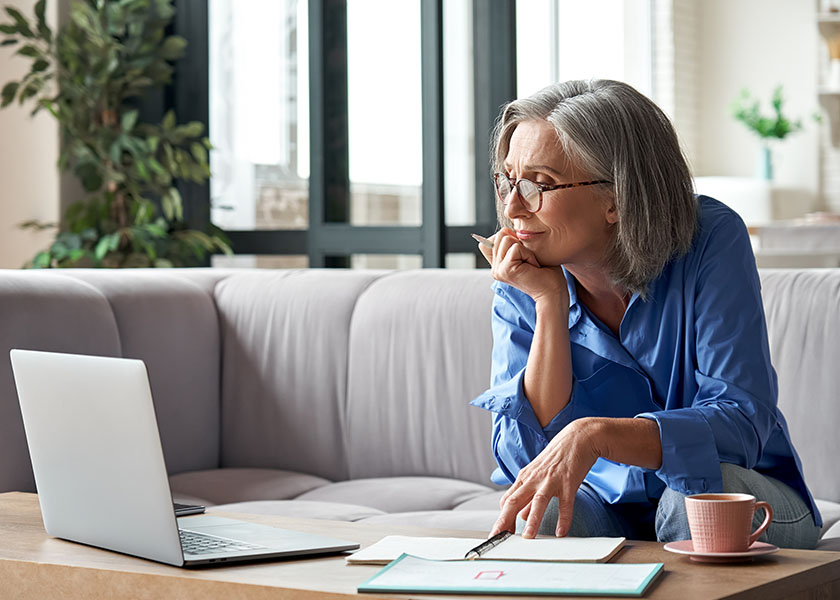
[757,145,773,181]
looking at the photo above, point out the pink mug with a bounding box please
[684,493,773,553]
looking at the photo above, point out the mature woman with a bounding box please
[471,79,822,548]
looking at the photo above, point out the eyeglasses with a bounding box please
[492,172,612,213]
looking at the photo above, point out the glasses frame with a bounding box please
[492,172,612,213]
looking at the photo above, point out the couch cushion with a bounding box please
[0,272,122,493]
[64,271,222,475]
[169,468,330,505]
[296,476,495,513]
[358,510,498,533]
[816,498,840,539]
[454,491,506,511]
[760,269,840,504]
[215,270,384,481]
[816,532,840,551]
[345,270,498,485]
[209,500,385,522]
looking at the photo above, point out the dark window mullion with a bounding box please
[421,0,445,268]
[309,0,350,267]
[473,0,517,227]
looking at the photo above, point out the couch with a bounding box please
[0,267,838,550]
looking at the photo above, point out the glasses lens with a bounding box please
[518,179,539,210]
[495,174,512,201]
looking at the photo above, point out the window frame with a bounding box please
[170,0,516,268]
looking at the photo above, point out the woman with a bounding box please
[471,79,822,548]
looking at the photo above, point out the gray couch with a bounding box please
[0,268,838,550]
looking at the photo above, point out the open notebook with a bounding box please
[346,535,625,565]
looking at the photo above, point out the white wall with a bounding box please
[694,0,821,205]
[0,0,60,268]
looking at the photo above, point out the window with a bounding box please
[516,0,653,99]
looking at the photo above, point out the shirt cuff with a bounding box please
[635,409,723,495]
[471,371,579,438]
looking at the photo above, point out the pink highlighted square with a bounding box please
[474,570,505,580]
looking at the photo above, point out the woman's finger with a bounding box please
[522,489,552,539]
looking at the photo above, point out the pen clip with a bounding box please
[464,530,512,560]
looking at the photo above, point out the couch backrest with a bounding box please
[214,269,384,481]
[344,269,497,485]
[2,267,837,502]
[0,270,224,493]
[760,269,840,503]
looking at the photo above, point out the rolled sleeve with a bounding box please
[636,409,722,495]
[470,283,579,483]
[637,209,778,495]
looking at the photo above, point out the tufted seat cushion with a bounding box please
[295,476,495,513]
[209,500,386,522]
[169,468,330,505]
[358,510,499,533]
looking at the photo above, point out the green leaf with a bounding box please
[16,44,39,58]
[0,24,18,35]
[159,35,187,60]
[4,7,33,38]
[32,251,51,269]
[162,109,175,131]
[136,159,149,181]
[31,59,48,72]
[190,141,207,165]
[94,236,111,260]
[161,189,174,220]
[177,121,204,138]
[1,38,17,46]
[1,81,19,107]
[121,109,138,132]
[169,186,183,221]
[34,0,50,42]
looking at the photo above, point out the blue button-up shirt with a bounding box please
[471,196,821,527]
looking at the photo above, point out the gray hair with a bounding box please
[491,79,697,296]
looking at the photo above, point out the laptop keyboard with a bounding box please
[179,528,266,555]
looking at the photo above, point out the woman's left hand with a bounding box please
[490,418,601,538]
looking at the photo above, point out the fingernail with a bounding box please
[524,526,535,538]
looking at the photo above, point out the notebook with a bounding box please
[358,554,664,597]
[10,349,360,567]
[346,534,626,565]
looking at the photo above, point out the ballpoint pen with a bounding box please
[471,233,494,249]
[464,530,512,560]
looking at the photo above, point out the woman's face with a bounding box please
[501,119,617,269]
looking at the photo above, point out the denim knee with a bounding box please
[654,486,690,542]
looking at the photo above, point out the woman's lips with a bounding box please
[516,230,543,241]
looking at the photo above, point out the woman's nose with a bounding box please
[503,186,530,220]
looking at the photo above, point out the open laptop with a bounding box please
[9,349,360,567]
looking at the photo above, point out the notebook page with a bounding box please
[484,536,626,562]
[346,536,483,564]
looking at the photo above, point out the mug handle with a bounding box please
[748,501,773,546]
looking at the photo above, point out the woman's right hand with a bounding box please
[479,229,569,306]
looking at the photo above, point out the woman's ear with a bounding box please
[605,201,619,224]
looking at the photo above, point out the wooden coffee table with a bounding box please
[0,492,838,599]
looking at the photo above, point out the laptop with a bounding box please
[9,349,360,567]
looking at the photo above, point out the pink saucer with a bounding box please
[663,540,779,563]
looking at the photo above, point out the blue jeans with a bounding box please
[518,464,821,549]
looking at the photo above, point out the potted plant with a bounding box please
[0,0,231,267]
[730,85,808,181]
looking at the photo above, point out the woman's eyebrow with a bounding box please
[502,163,566,179]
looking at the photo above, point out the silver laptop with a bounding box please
[10,349,360,567]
